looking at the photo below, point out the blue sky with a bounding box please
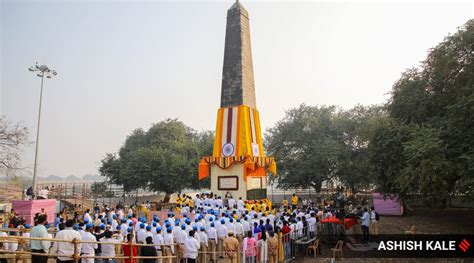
[1,0,472,178]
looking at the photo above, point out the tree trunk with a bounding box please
[163,193,172,203]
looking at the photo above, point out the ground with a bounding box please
[378,208,474,235]
[293,208,474,263]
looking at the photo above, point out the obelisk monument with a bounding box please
[198,1,276,200]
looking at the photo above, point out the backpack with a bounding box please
[375,211,380,221]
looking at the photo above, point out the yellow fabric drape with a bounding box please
[198,159,209,180]
[269,159,277,175]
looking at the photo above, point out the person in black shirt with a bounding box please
[141,236,157,263]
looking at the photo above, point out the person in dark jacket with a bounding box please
[141,236,157,263]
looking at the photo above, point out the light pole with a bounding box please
[28,63,57,196]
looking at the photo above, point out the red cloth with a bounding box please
[320,216,341,224]
[122,244,138,263]
[281,225,291,242]
[344,218,358,229]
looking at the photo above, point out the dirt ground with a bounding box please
[293,208,474,262]
[378,208,474,235]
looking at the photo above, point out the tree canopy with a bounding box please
[99,119,213,195]
[370,19,474,207]
[266,19,473,207]
[265,104,384,194]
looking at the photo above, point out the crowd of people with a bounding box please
[0,191,380,263]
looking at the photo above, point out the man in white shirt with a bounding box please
[163,227,175,263]
[360,208,370,242]
[172,221,181,241]
[111,215,118,231]
[80,224,97,263]
[207,222,218,262]
[267,211,275,224]
[198,226,208,263]
[136,223,147,244]
[100,230,121,261]
[242,216,251,237]
[83,209,92,223]
[234,218,244,243]
[370,206,379,236]
[237,197,245,213]
[29,215,50,263]
[296,217,304,238]
[307,213,317,238]
[226,218,236,234]
[177,224,187,262]
[217,219,228,258]
[52,219,82,262]
[153,227,164,263]
[228,198,236,209]
[120,219,128,235]
[184,230,200,263]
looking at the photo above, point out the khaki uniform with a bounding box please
[268,236,278,263]
[236,234,243,244]
[162,245,173,263]
[209,239,217,261]
[178,244,186,262]
[218,237,225,258]
[223,236,240,263]
[199,242,208,263]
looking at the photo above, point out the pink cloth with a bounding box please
[11,199,56,225]
[245,237,257,257]
[372,193,404,216]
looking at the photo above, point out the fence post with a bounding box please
[278,231,283,263]
[129,235,134,263]
[72,238,79,263]
[15,236,22,263]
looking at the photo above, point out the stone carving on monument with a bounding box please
[198,1,276,200]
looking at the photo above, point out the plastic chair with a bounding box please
[331,240,344,259]
[405,225,416,235]
[307,239,320,257]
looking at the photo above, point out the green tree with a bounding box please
[99,119,213,198]
[266,104,383,194]
[371,19,474,207]
[91,181,108,197]
[337,105,386,194]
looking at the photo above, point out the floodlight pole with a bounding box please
[29,63,57,196]
[32,72,45,195]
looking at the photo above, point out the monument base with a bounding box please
[210,163,267,200]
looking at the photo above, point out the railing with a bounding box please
[0,234,177,262]
[0,222,343,262]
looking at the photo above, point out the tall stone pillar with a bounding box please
[198,1,276,201]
